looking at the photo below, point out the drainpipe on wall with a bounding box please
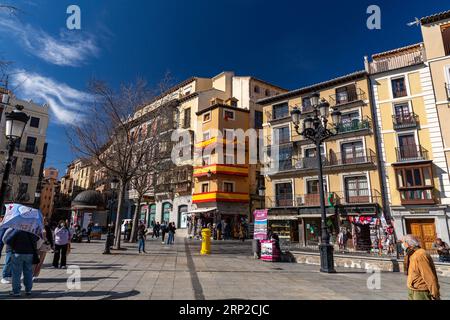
[365,66,391,223]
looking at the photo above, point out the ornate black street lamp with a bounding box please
[0,103,30,215]
[291,92,341,273]
[258,185,266,209]
[104,177,119,254]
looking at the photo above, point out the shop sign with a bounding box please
[410,209,429,214]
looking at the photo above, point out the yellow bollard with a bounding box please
[200,228,211,255]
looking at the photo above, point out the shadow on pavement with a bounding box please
[34,276,117,283]
[0,289,141,300]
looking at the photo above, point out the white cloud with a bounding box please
[0,13,99,67]
[11,70,92,125]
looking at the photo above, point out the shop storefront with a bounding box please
[337,204,387,253]
[268,217,299,243]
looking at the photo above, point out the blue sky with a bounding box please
[0,0,449,177]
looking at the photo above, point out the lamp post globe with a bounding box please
[5,106,30,140]
[310,92,320,106]
[0,105,30,215]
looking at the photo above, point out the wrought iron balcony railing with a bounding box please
[266,190,381,208]
[396,145,428,162]
[336,117,371,134]
[329,88,366,107]
[392,113,419,130]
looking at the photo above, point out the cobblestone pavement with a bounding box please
[0,235,448,300]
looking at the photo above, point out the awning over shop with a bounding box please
[188,208,217,215]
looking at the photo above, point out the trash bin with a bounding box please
[252,239,261,259]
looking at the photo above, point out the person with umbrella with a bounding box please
[0,204,44,297]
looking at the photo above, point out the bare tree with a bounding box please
[68,76,179,249]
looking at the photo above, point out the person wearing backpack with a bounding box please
[4,229,39,297]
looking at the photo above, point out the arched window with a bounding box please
[162,202,172,223]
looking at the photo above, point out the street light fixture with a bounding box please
[104,177,119,254]
[0,105,30,215]
[291,94,341,274]
[258,185,266,209]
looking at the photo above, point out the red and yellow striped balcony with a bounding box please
[192,192,250,204]
[193,164,249,177]
[194,137,246,149]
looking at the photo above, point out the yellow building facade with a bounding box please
[127,72,285,232]
[367,40,450,248]
[259,72,385,250]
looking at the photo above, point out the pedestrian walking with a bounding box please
[53,220,71,269]
[239,224,245,242]
[153,222,160,239]
[216,220,222,241]
[123,221,128,241]
[402,234,440,300]
[161,221,167,244]
[137,223,147,253]
[167,222,176,245]
[127,222,132,242]
[0,228,14,284]
[4,229,39,297]
[33,219,54,280]
[432,238,450,263]
[86,221,94,243]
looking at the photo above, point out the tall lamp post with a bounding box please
[0,103,30,215]
[104,177,119,254]
[291,93,341,273]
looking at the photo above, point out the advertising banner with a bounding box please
[253,209,268,240]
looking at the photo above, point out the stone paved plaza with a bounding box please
[0,234,449,300]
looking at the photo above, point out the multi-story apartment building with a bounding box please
[60,158,94,200]
[366,40,450,248]
[40,167,59,218]
[258,71,386,250]
[127,71,286,231]
[0,88,49,206]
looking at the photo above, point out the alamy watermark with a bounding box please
[367,5,381,30]
[66,265,81,290]
[66,5,81,30]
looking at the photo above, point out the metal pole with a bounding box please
[103,190,114,254]
[0,139,16,215]
[316,140,336,273]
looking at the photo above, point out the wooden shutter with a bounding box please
[442,24,450,56]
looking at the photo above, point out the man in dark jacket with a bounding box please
[4,229,39,296]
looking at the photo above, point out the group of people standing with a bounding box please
[151,221,176,245]
[0,219,72,297]
[135,220,177,254]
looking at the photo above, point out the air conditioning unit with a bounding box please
[295,160,303,169]
[296,196,304,206]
